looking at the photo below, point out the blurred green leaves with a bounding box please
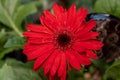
[77,0,96,12]
[0,59,41,80]
[4,36,25,48]
[94,0,120,18]
[0,0,37,59]
[69,0,96,13]
[0,0,120,80]
[0,0,37,36]
[0,29,15,59]
[14,3,37,30]
[92,59,108,72]
[68,69,84,80]
[104,60,120,80]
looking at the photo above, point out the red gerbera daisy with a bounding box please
[23,3,103,80]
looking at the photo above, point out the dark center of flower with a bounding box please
[57,33,71,47]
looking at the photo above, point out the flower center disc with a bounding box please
[57,33,71,47]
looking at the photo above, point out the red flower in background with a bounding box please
[23,3,103,80]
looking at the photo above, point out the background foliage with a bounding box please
[0,0,120,80]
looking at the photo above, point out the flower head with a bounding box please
[23,3,103,80]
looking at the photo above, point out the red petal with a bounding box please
[86,50,98,60]
[60,69,66,80]
[67,4,76,29]
[50,53,61,76]
[49,76,53,80]
[44,50,59,75]
[73,50,91,65]
[65,50,81,70]
[74,21,86,34]
[33,48,54,71]
[26,24,52,34]
[53,4,67,28]
[73,40,103,50]
[27,37,53,44]
[40,14,57,32]
[43,10,55,20]
[77,32,99,41]
[49,75,57,80]
[53,4,66,17]
[27,44,54,61]
[72,42,85,52]
[43,10,59,30]
[77,20,96,36]
[58,53,66,77]
[23,43,42,55]
[68,63,73,71]
[72,8,88,32]
[23,32,52,38]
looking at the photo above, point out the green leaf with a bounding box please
[0,0,22,36]
[1,0,21,17]
[13,3,37,29]
[0,0,37,37]
[5,58,34,69]
[40,0,55,9]
[72,0,96,13]
[94,0,120,18]
[0,0,11,27]
[103,60,120,80]
[0,60,41,80]
[0,48,15,59]
[91,59,108,72]
[0,29,15,59]
[4,36,25,48]
[68,69,84,80]
[0,60,4,68]
[0,29,6,44]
